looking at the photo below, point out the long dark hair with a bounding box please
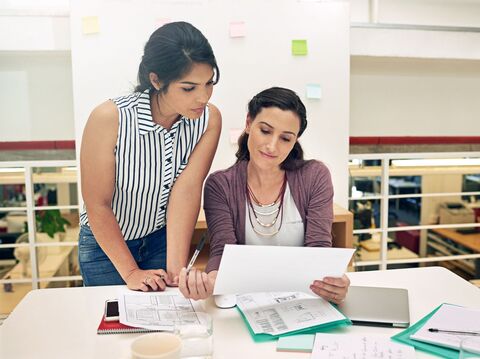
[135,22,219,93]
[235,87,308,170]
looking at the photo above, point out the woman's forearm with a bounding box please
[86,204,139,280]
[166,185,202,277]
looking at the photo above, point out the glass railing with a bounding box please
[349,152,480,281]
[0,161,81,315]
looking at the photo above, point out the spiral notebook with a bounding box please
[97,315,161,335]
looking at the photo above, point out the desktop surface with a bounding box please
[1,266,479,359]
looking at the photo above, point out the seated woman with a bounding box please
[179,87,350,303]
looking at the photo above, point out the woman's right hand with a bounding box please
[124,268,171,292]
[178,268,217,300]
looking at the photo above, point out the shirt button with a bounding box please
[166,158,172,163]
[160,205,166,210]
[163,184,169,189]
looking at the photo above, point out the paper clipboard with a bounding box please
[391,303,459,359]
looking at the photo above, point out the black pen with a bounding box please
[186,232,207,273]
[428,328,480,336]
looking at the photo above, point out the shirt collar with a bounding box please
[137,89,190,135]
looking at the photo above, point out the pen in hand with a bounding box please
[186,232,207,273]
[428,328,480,336]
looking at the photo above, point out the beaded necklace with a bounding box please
[246,174,287,237]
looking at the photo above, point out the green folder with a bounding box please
[391,303,459,359]
[236,306,351,343]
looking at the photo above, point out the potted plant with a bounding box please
[35,209,71,239]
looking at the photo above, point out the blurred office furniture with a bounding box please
[427,228,480,277]
[5,212,27,233]
[389,178,421,211]
[438,202,475,224]
[357,235,418,262]
[395,221,420,254]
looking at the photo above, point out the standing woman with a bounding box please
[79,22,221,291]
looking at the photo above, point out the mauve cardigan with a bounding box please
[204,160,334,272]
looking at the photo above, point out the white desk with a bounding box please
[1,267,479,359]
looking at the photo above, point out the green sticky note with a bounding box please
[276,334,315,353]
[292,40,308,56]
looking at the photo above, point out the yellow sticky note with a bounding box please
[292,40,308,56]
[82,16,100,35]
[230,21,246,38]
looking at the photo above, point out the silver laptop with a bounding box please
[337,286,410,328]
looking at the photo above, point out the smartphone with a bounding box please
[104,299,119,322]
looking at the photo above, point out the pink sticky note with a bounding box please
[229,128,244,144]
[229,21,246,38]
[155,18,171,29]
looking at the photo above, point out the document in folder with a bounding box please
[410,304,480,350]
[213,245,354,295]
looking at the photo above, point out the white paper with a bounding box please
[213,245,354,295]
[236,292,347,336]
[410,304,480,350]
[312,333,416,359]
[117,289,201,330]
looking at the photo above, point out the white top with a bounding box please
[2,267,479,359]
[80,89,209,240]
[245,184,304,246]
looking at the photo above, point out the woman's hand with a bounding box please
[310,274,350,304]
[124,268,171,292]
[178,268,217,300]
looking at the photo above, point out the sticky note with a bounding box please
[155,18,171,29]
[229,21,246,38]
[292,40,308,56]
[276,334,315,353]
[306,84,322,99]
[82,16,100,35]
[229,128,244,144]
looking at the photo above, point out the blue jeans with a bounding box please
[78,225,167,286]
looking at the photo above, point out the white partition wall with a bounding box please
[70,0,350,206]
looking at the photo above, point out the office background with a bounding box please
[1,0,480,320]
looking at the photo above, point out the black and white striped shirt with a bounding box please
[80,89,209,240]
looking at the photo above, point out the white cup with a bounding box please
[131,333,182,359]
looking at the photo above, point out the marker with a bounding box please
[186,232,207,273]
[428,328,480,336]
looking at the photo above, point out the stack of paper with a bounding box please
[117,289,201,331]
[410,304,480,349]
[312,333,416,359]
[392,303,480,358]
[236,291,351,342]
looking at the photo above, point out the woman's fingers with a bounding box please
[177,268,213,300]
[187,268,200,299]
[195,270,208,298]
[151,274,166,291]
[310,275,350,304]
[178,268,190,297]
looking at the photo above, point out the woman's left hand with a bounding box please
[310,274,350,304]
